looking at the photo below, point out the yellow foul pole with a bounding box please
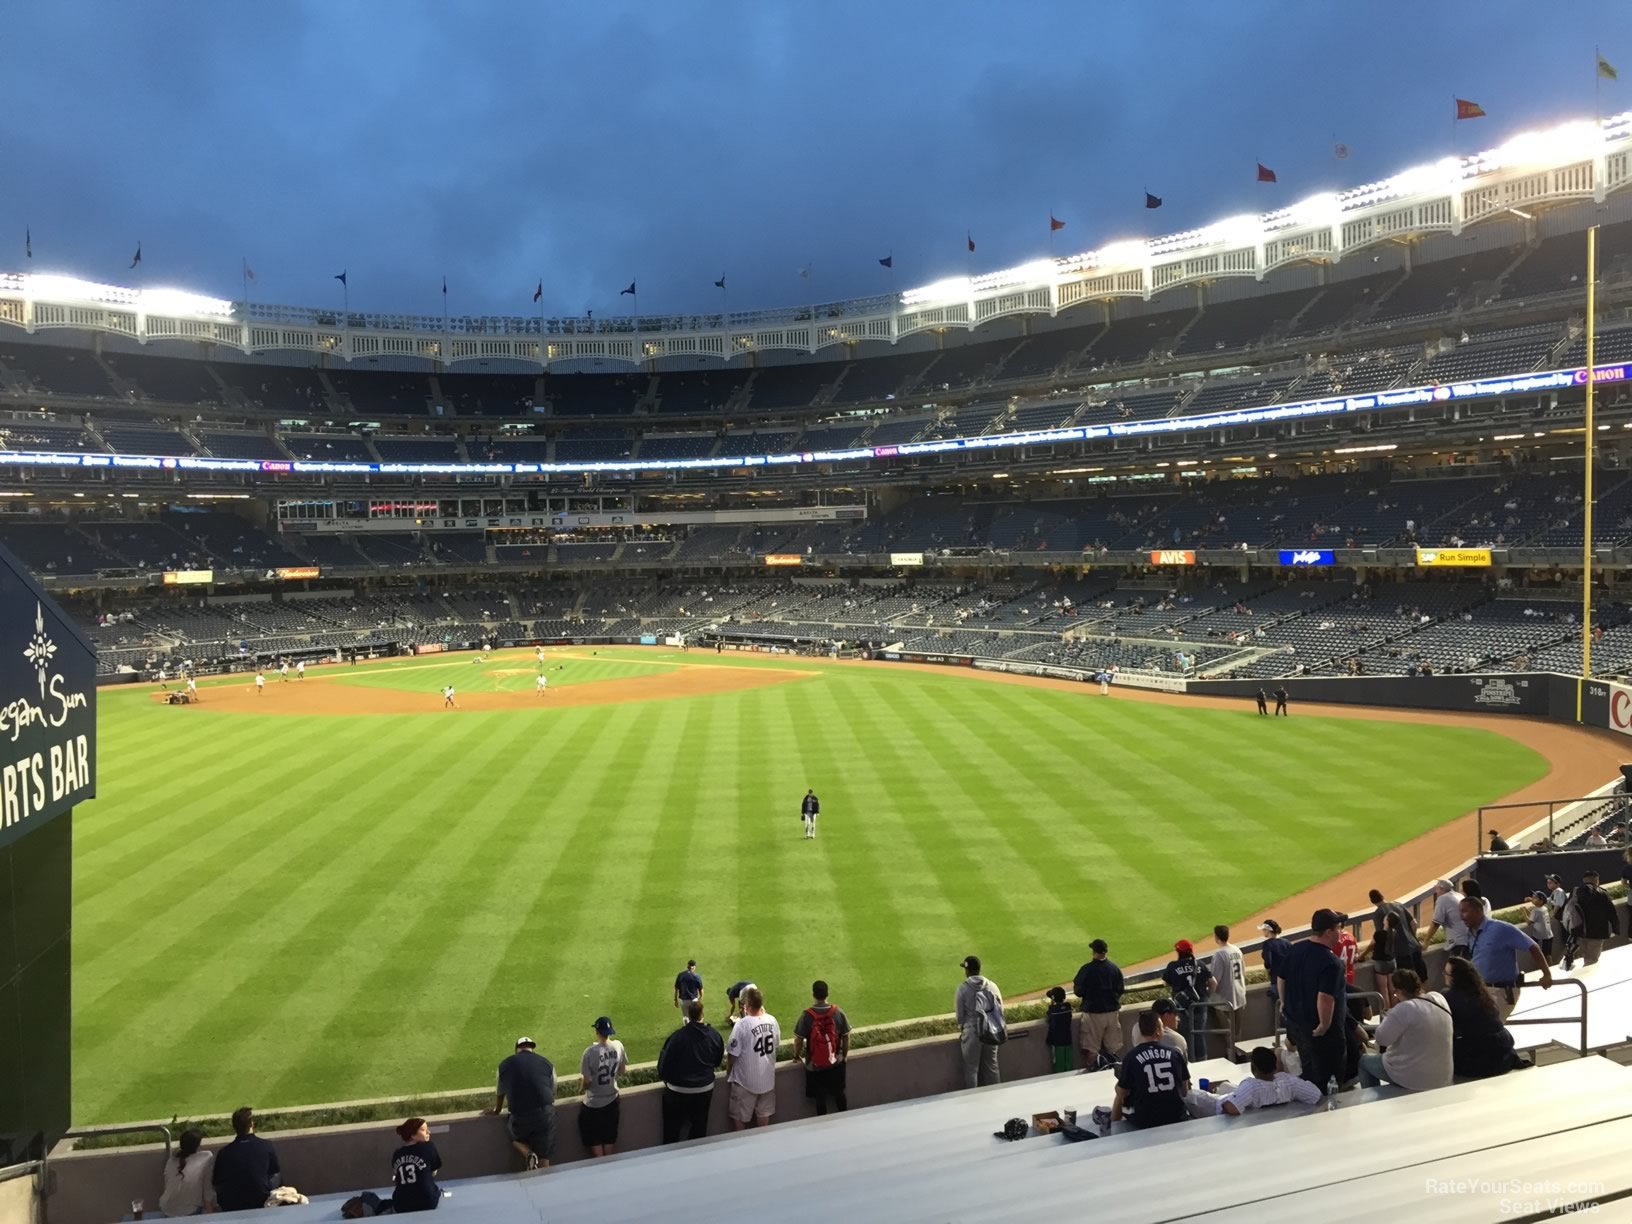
[1581,224,1598,717]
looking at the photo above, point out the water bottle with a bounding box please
[1325,1076,1339,1110]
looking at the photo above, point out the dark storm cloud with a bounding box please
[4,1,1629,317]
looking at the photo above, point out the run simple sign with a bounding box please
[0,543,95,851]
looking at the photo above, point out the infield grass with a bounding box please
[73,649,1547,1121]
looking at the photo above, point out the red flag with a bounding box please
[1455,98,1486,120]
[1049,215,1066,232]
[967,233,976,252]
[1256,162,1277,183]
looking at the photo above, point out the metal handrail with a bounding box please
[1506,975,1591,1057]
[0,1159,41,1186]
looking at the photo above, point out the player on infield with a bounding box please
[536,672,548,696]
[801,788,820,839]
[295,660,305,681]
[442,684,458,710]
[255,669,265,695]
[725,985,780,1129]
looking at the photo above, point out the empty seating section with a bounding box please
[922,403,1003,439]
[324,369,432,415]
[0,522,122,573]
[828,351,936,404]
[0,346,115,397]
[1183,374,1297,415]
[442,372,538,416]
[1351,599,1575,674]
[554,432,633,462]
[1328,346,1418,395]
[427,533,486,564]
[1369,245,1520,324]
[639,433,717,460]
[921,337,1012,388]
[212,363,330,412]
[744,363,839,409]
[102,352,224,404]
[555,541,619,561]
[1084,387,1185,423]
[373,435,463,462]
[1419,338,1552,384]
[653,369,749,415]
[290,534,365,567]
[1177,286,1323,353]
[1503,220,1632,300]
[471,435,551,462]
[1001,401,1077,431]
[352,533,425,565]
[1077,305,1197,367]
[865,416,932,447]
[1285,271,1398,336]
[1557,324,1632,366]
[545,373,646,416]
[799,422,869,450]
[200,430,287,460]
[0,418,100,451]
[100,422,198,455]
[164,510,304,568]
[284,434,375,462]
[991,325,1099,379]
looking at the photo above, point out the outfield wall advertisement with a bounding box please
[1187,672,1552,716]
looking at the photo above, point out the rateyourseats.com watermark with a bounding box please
[1426,1178,1605,1214]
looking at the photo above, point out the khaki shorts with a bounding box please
[727,1081,775,1123]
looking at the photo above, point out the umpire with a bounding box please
[1255,688,1268,716]
[1273,686,1289,717]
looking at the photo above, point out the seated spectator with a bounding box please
[488,1036,556,1170]
[1217,1046,1321,1115]
[211,1107,280,1213]
[1112,1011,1190,1132]
[390,1117,442,1213]
[1359,969,1453,1091]
[1443,956,1519,1079]
[158,1127,214,1217]
[1152,997,1187,1056]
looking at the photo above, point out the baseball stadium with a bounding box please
[11,31,1632,1223]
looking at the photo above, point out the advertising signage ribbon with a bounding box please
[1149,549,1196,565]
[1416,548,1493,568]
[763,554,803,567]
[1279,549,1334,566]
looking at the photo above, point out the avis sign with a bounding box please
[0,543,95,852]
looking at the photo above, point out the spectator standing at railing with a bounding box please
[1208,926,1246,1059]
[1257,920,1292,1029]
[657,1000,725,1144]
[955,955,1005,1089]
[1424,880,1472,958]
[1570,870,1618,966]
[1161,940,1212,1046]
[489,1037,557,1170]
[1072,939,1126,1070]
[1278,909,1347,1095]
[578,1017,628,1158]
[1462,896,1552,1021]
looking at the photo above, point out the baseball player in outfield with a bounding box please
[801,789,820,840]
[186,675,199,701]
[255,670,265,695]
[295,660,306,681]
[443,684,458,710]
[536,672,549,696]
[536,646,547,665]
[279,660,290,682]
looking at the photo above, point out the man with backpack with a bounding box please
[793,979,852,1115]
[955,955,1005,1089]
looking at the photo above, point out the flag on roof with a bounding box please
[1600,53,1619,81]
[441,276,447,296]
[533,281,543,303]
[334,269,347,287]
[620,280,636,295]
[879,254,892,269]
[1333,141,1350,160]
[1256,162,1277,183]
[243,259,255,281]
[130,242,142,268]
[714,275,726,289]
[967,233,975,252]
[1455,98,1486,120]
[25,228,31,260]
[1049,215,1066,232]
[1144,192,1163,209]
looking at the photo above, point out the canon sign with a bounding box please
[1610,683,1632,737]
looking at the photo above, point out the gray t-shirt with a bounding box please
[580,1040,628,1108]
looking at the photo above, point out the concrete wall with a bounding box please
[0,1171,38,1224]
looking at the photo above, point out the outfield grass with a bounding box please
[73,649,1548,1122]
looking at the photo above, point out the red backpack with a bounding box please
[804,1005,841,1069]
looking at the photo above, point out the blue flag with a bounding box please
[130,242,142,268]
[335,270,348,287]
[879,255,892,269]
[621,280,636,295]
[1144,192,1163,209]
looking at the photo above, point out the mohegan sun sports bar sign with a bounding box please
[0,542,95,851]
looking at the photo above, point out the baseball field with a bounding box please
[73,647,1557,1122]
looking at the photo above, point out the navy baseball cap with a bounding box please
[961,955,981,974]
[593,1016,616,1036]
[1310,908,1341,933]
[1152,998,1177,1016]
[1089,938,1108,954]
